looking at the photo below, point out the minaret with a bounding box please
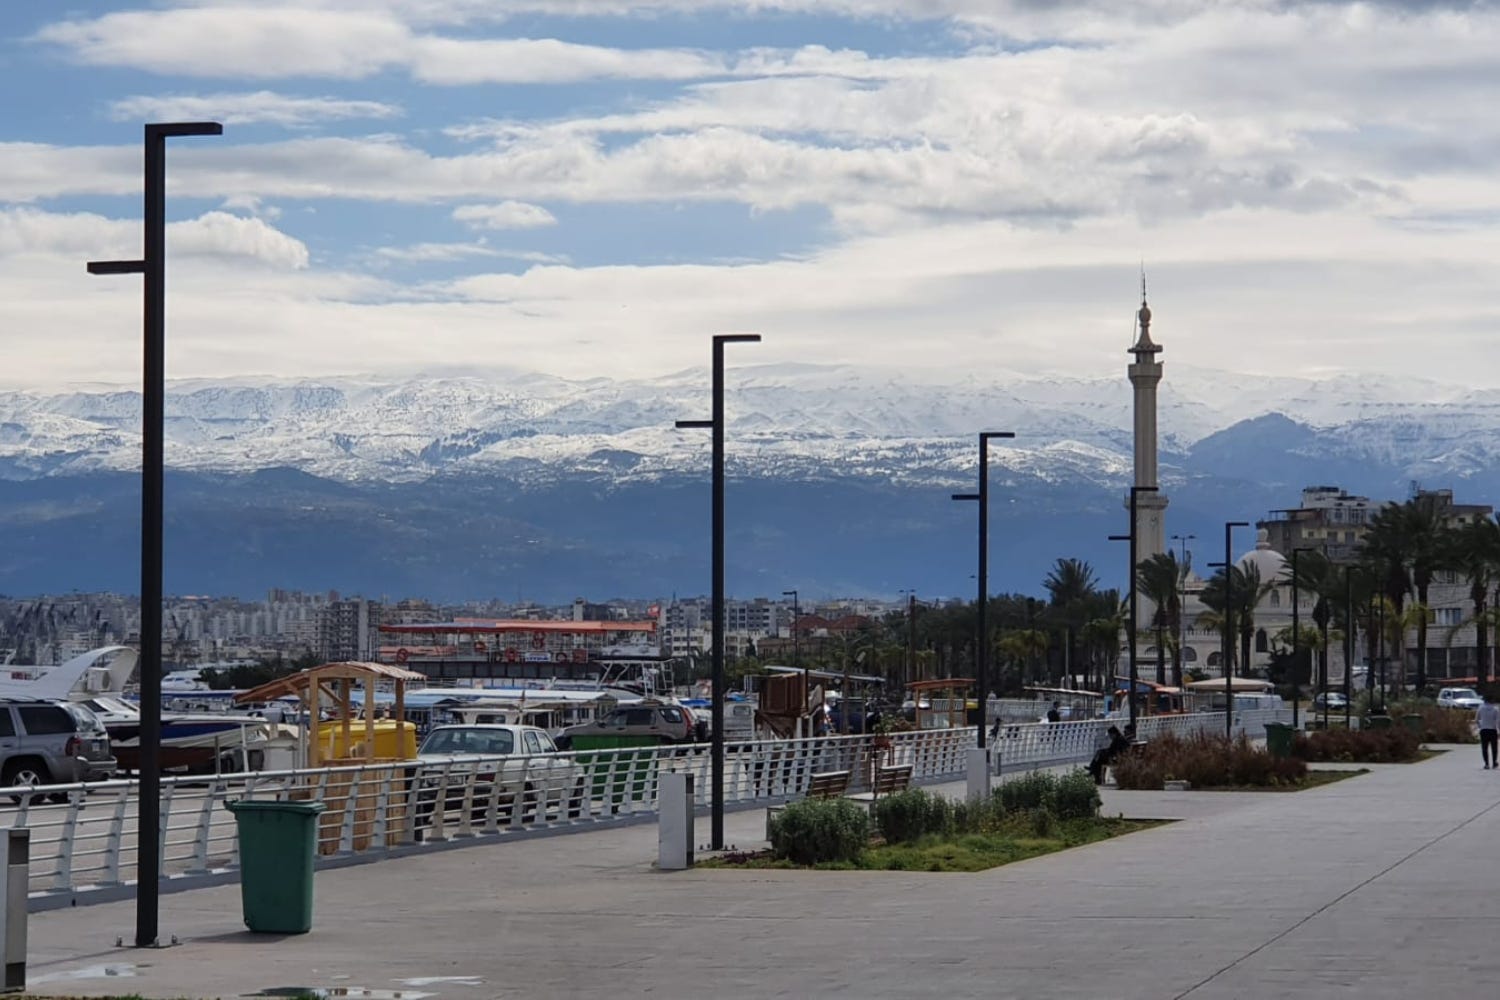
[1128,277,1169,632]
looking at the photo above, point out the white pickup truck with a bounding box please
[413,724,585,827]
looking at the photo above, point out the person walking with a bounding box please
[1478,693,1499,770]
[1047,700,1062,723]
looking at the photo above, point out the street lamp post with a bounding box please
[1344,566,1356,729]
[1290,546,1320,730]
[1108,486,1159,730]
[87,120,222,950]
[1220,522,1250,739]
[1171,533,1195,687]
[950,431,1014,751]
[782,589,803,728]
[897,589,917,689]
[675,332,760,851]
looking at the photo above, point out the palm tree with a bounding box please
[1445,516,1500,684]
[1136,552,1184,687]
[1044,558,1099,686]
[1079,590,1124,694]
[997,628,1049,689]
[1283,549,1339,695]
[1362,497,1446,691]
[1197,564,1276,675]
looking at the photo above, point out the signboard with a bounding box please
[524,652,552,663]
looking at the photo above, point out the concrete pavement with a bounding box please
[21,745,1497,999]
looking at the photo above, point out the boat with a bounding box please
[73,694,272,773]
[0,645,139,700]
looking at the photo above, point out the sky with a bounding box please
[3,1,1500,390]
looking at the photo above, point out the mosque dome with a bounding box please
[1236,528,1287,584]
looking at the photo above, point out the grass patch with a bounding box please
[703,817,1166,872]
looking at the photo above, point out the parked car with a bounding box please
[556,700,698,747]
[1311,692,1350,712]
[0,697,116,801]
[1436,687,1483,710]
[413,724,583,826]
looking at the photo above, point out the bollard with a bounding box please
[0,828,28,992]
[966,747,991,802]
[657,771,694,870]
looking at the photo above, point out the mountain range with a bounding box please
[1,363,1497,602]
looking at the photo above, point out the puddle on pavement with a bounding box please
[31,963,139,984]
[248,989,433,999]
[398,977,485,988]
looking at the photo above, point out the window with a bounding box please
[1207,652,1221,667]
[1255,629,1268,653]
[1268,590,1280,608]
[660,707,683,724]
[17,705,73,735]
[522,730,543,754]
[0,710,12,738]
[1434,608,1463,627]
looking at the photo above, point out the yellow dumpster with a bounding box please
[317,720,417,762]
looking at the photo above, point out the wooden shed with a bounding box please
[235,660,426,768]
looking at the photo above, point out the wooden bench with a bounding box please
[844,763,915,811]
[764,770,853,838]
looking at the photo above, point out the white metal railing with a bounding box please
[1,710,1286,903]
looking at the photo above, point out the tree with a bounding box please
[1044,558,1099,686]
[1196,564,1275,676]
[1361,497,1446,691]
[1283,550,1338,696]
[1136,551,1185,687]
[1444,516,1500,684]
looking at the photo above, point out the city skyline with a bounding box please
[2,2,1499,390]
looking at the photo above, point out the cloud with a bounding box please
[452,202,557,230]
[109,91,403,126]
[38,8,725,84]
[0,207,308,270]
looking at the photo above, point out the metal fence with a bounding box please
[3,709,1285,906]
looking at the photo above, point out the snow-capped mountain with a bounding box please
[2,363,1496,489]
[0,364,1496,602]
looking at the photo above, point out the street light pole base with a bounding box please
[966,747,991,801]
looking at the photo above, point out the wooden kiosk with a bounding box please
[236,661,426,852]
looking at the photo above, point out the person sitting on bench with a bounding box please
[1088,725,1132,785]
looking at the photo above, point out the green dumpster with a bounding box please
[226,799,326,934]
[1401,713,1424,735]
[1365,714,1393,730]
[1264,722,1296,759]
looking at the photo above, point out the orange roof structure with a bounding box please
[380,619,656,634]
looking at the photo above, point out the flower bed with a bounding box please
[1111,731,1308,790]
[1292,724,1422,763]
[720,772,1156,872]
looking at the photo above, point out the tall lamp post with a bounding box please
[897,589,917,690]
[1171,533,1195,686]
[87,120,222,950]
[1290,546,1320,730]
[1108,486,1159,730]
[1215,521,1251,739]
[950,431,1014,751]
[1343,566,1356,729]
[782,589,803,724]
[675,332,760,851]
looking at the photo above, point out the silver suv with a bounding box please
[0,698,116,800]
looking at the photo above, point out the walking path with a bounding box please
[22,744,1495,999]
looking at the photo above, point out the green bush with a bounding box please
[1027,806,1058,838]
[998,770,1057,814]
[873,789,953,844]
[1052,769,1102,820]
[1292,724,1421,763]
[769,797,869,865]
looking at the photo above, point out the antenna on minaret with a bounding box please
[1140,262,1148,307]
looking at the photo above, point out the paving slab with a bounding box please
[20,747,1495,1000]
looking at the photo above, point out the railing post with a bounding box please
[185,781,221,874]
[50,792,84,893]
[102,790,129,885]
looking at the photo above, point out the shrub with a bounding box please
[1052,769,1102,820]
[1027,806,1057,838]
[998,770,1057,814]
[769,798,869,864]
[1113,731,1306,789]
[873,789,953,844]
[1291,725,1421,763]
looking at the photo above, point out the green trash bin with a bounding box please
[226,799,326,934]
[1365,714,1393,730]
[1401,713,1424,734]
[1264,722,1295,759]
